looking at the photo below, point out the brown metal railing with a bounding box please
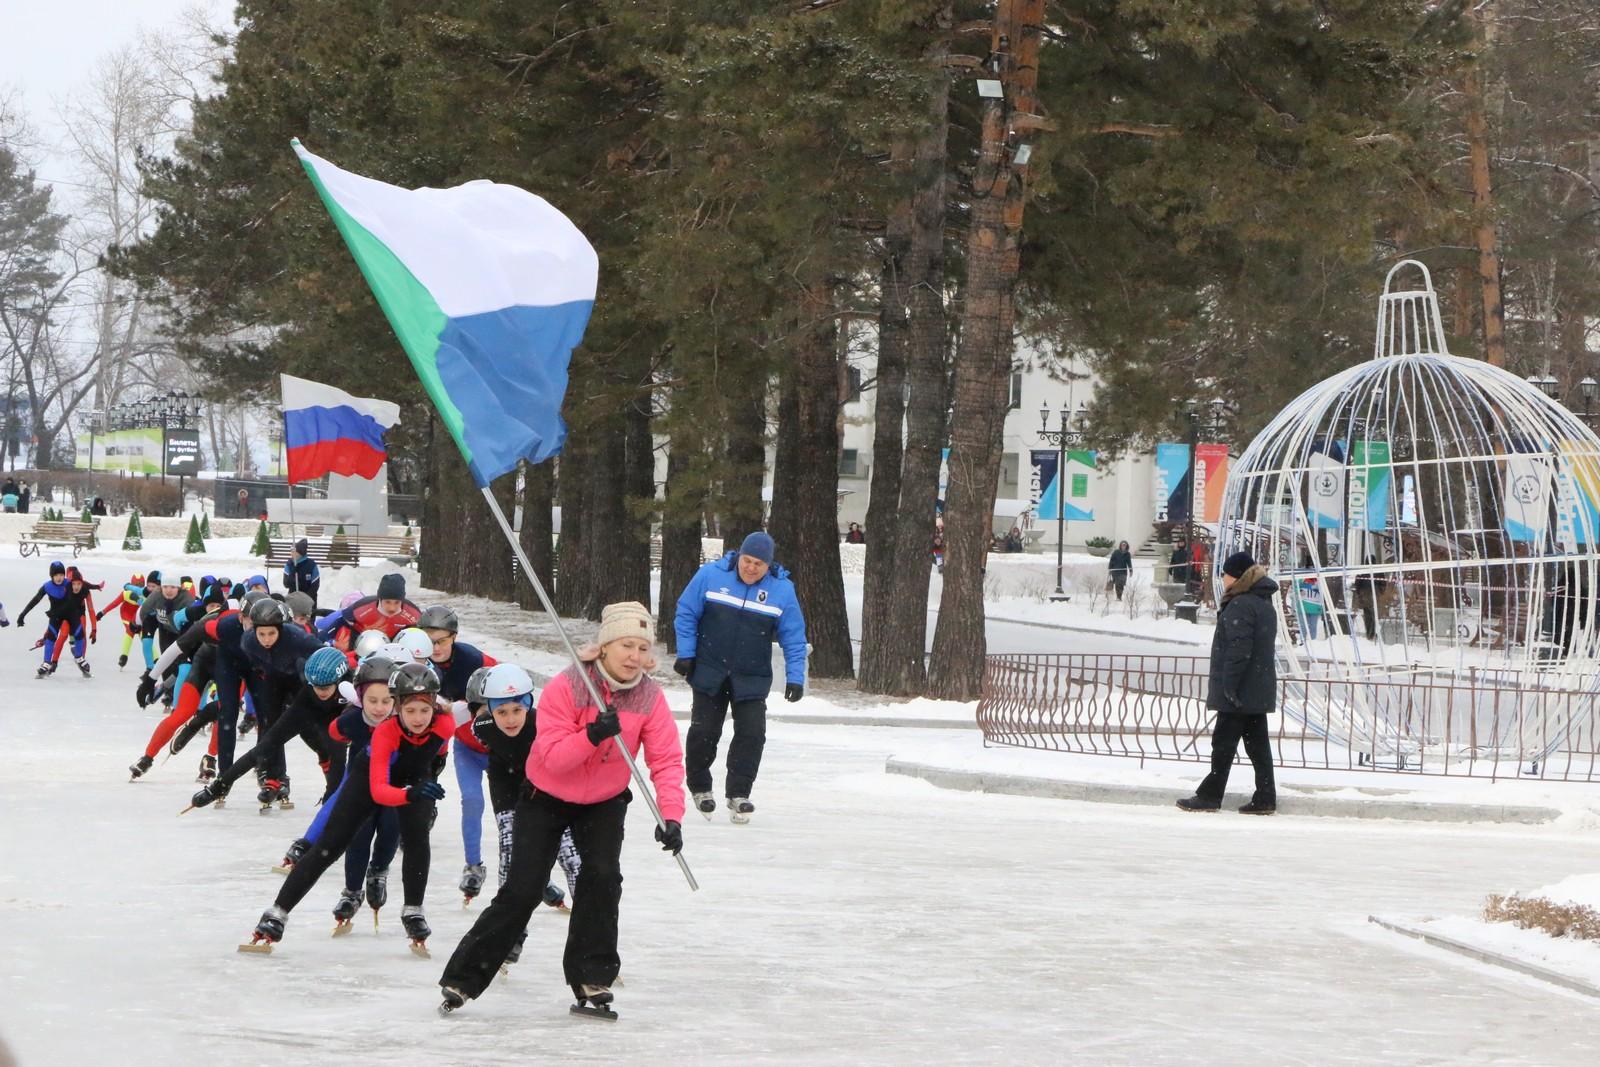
[977,652,1600,782]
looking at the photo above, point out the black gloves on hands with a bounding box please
[673,657,693,678]
[411,780,447,802]
[135,672,156,708]
[655,819,683,855]
[587,706,622,746]
[784,683,804,703]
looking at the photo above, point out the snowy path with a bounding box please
[3,555,1600,1064]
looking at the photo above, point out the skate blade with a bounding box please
[277,800,295,811]
[237,941,274,955]
[549,903,571,917]
[410,941,431,959]
[214,800,226,810]
[270,864,293,875]
[259,805,274,815]
[729,813,751,825]
[332,921,353,937]
[569,1003,618,1022]
[177,804,196,817]
[462,896,476,908]
[439,1002,462,1017]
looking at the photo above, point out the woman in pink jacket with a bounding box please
[438,601,686,1019]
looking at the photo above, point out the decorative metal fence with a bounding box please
[976,652,1600,783]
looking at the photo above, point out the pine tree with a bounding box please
[200,512,211,538]
[80,506,92,524]
[122,508,143,551]
[330,524,355,566]
[185,514,206,554]
[250,519,270,556]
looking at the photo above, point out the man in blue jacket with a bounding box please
[674,531,807,823]
[283,538,322,610]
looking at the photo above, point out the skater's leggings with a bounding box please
[274,786,435,915]
[141,633,155,669]
[143,656,229,759]
[455,745,489,867]
[211,655,249,773]
[215,707,338,792]
[439,786,627,1000]
[495,808,579,899]
[120,624,136,662]
[342,809,401,896]
[42,618,85,662]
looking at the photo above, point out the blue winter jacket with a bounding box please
[434,640,492,703]
[674,552,807,702]
[283,555,321,598]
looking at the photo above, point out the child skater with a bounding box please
[17,561,97,678]
[96,572,148,670]
[243,661,453,955]
[438,602,685,1019]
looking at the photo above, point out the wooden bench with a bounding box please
[265,534,418,570]
[18,519,100,558]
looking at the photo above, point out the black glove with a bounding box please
[654,819,683,855]
[673,657,694,678]
[411,780,447,802]
[135,673,156,708]
[586,707,622,746]
[15,613,26,628]
[784,683,803,703]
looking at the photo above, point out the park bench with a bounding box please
[18,518,100,558]
[266,534,418,571]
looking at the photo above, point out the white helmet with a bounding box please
[481,663,535,705]
[394,627,434,662]
[353,630,389,659]
[373,641,413,665]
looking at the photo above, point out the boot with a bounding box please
[365,866,389,911]
[196,754,217,783]
[169,715,205,756]
[333,888,364,923]
[728,797,755,824]
[129,754,154,780]
[254,905,286,943]
[1238,799,1277,816]
[1176,795,1222,812]
[190,781,224,809]
[118,653,129,668]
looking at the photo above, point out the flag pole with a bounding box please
[478,484,699,891]
[282,410,298,546]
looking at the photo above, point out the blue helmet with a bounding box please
[303,646,350,687]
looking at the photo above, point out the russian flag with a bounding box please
[292,141,597,487]
[280,374,401,483]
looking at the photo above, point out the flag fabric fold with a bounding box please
[291,140,597,486]
[280,374,400,483]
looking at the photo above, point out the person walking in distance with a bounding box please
[1178,551,1279,815]
[673,531,807,824]
[1107,540,1133,601]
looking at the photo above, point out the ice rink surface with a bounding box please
[3,553,1600,1066]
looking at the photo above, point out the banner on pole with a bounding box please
[1503,452,1550,543]
[1035,449,1095,522]
[1348,440,1392,533]
[1306,442,1346,530]
[1154,443,1190,524]
[1195,443,1229,524]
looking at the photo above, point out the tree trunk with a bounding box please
[927,0,1043,702]
[657,417,704,650]
[861,53,951,696]
[420,415,513,599]
[770,299,854,679]
[583,416,629,620]
[718,374,768,548]
[620,394,655,608]
[1464,9,1506,367]
[516,459,555,612]
[554,433,592,618]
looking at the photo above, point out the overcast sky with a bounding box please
[3,0,232,192]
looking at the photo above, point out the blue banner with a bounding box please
[1154,443,1190,524]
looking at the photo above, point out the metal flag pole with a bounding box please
[479,485,699,891]
[281,411,298,547]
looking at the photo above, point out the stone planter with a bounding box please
[1155,582,1189,608]
[1086,545,1112,558]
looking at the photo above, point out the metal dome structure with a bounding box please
[1216,260,1600,770]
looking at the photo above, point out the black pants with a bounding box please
[274,785,435,915]
[1196,712,1276,804]
[215,705,341,793]
[685,681,767,797]
[441,786,628,999]
[1111,574,1128,600]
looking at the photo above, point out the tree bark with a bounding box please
[861,51,951,696]
[516,459,555,612]
[421,414,513,600]
[1464,8,1507,367]
[583,416,630,620]
[620,394,655,607]
[769,299,855,679]
[927,0,1043,702]
[657,417,704,650]
[718,374,768,548]
[553,432,592,618]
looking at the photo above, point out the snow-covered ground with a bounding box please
[7,547,1600,1063]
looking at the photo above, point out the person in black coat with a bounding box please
[1107,541,1133,600]
[1178,550,1279,815]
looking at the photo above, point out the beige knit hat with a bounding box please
[597,601,654,648]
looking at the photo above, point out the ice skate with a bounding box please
[276,778,294,811]
[169,716,205,757]
[188,781,224,811]
[543,882,570,914]
[402,905,431,957]
[75,656,91,678]
[128,754,153,781]
[460,863,487,905]
[332,888,363,935]
[438,986,467,1016]
[257,778,285,813]
[118,653,128,669]
[272,837,310,875]
[196,754,217,784]
[570,983,617,1021]
[239,905,285,954]
[366,866,389,927]
[240,714,256,736]
[692,791,716,820]
[728,797,755,824]
[35,662,54,679]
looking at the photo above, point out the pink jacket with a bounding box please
[528,664,686,823]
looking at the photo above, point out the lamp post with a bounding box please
[1174,398,1229,622]
[1037,401,1085,601]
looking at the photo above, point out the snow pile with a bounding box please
[1525,873,1600,912]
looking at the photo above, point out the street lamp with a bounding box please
[1528,373,1560,400]
[1037,401,1086,601]
[1173,398,1229,622]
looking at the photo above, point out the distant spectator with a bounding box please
[90,497,107,517]
[844,522,865,545]
[1296,576,1324,641]
[283,538,322,610]
[1108,540,1133,600]
[1003,526,1024,553]
[1168,541,1192,586]
[1,478,16,499]
[18,481,29,514]
[0,490,15,513]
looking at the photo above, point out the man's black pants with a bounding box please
[1196,712,1276,804]
[685,679,767,798]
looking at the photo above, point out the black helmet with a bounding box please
[388,661,441,699]
[417,605,459,634]
[248,598,289,628]
[354,655,397,686]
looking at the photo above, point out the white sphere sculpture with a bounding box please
[1217,260,1600,768]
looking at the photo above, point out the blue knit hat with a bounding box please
[739,531,775,565]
